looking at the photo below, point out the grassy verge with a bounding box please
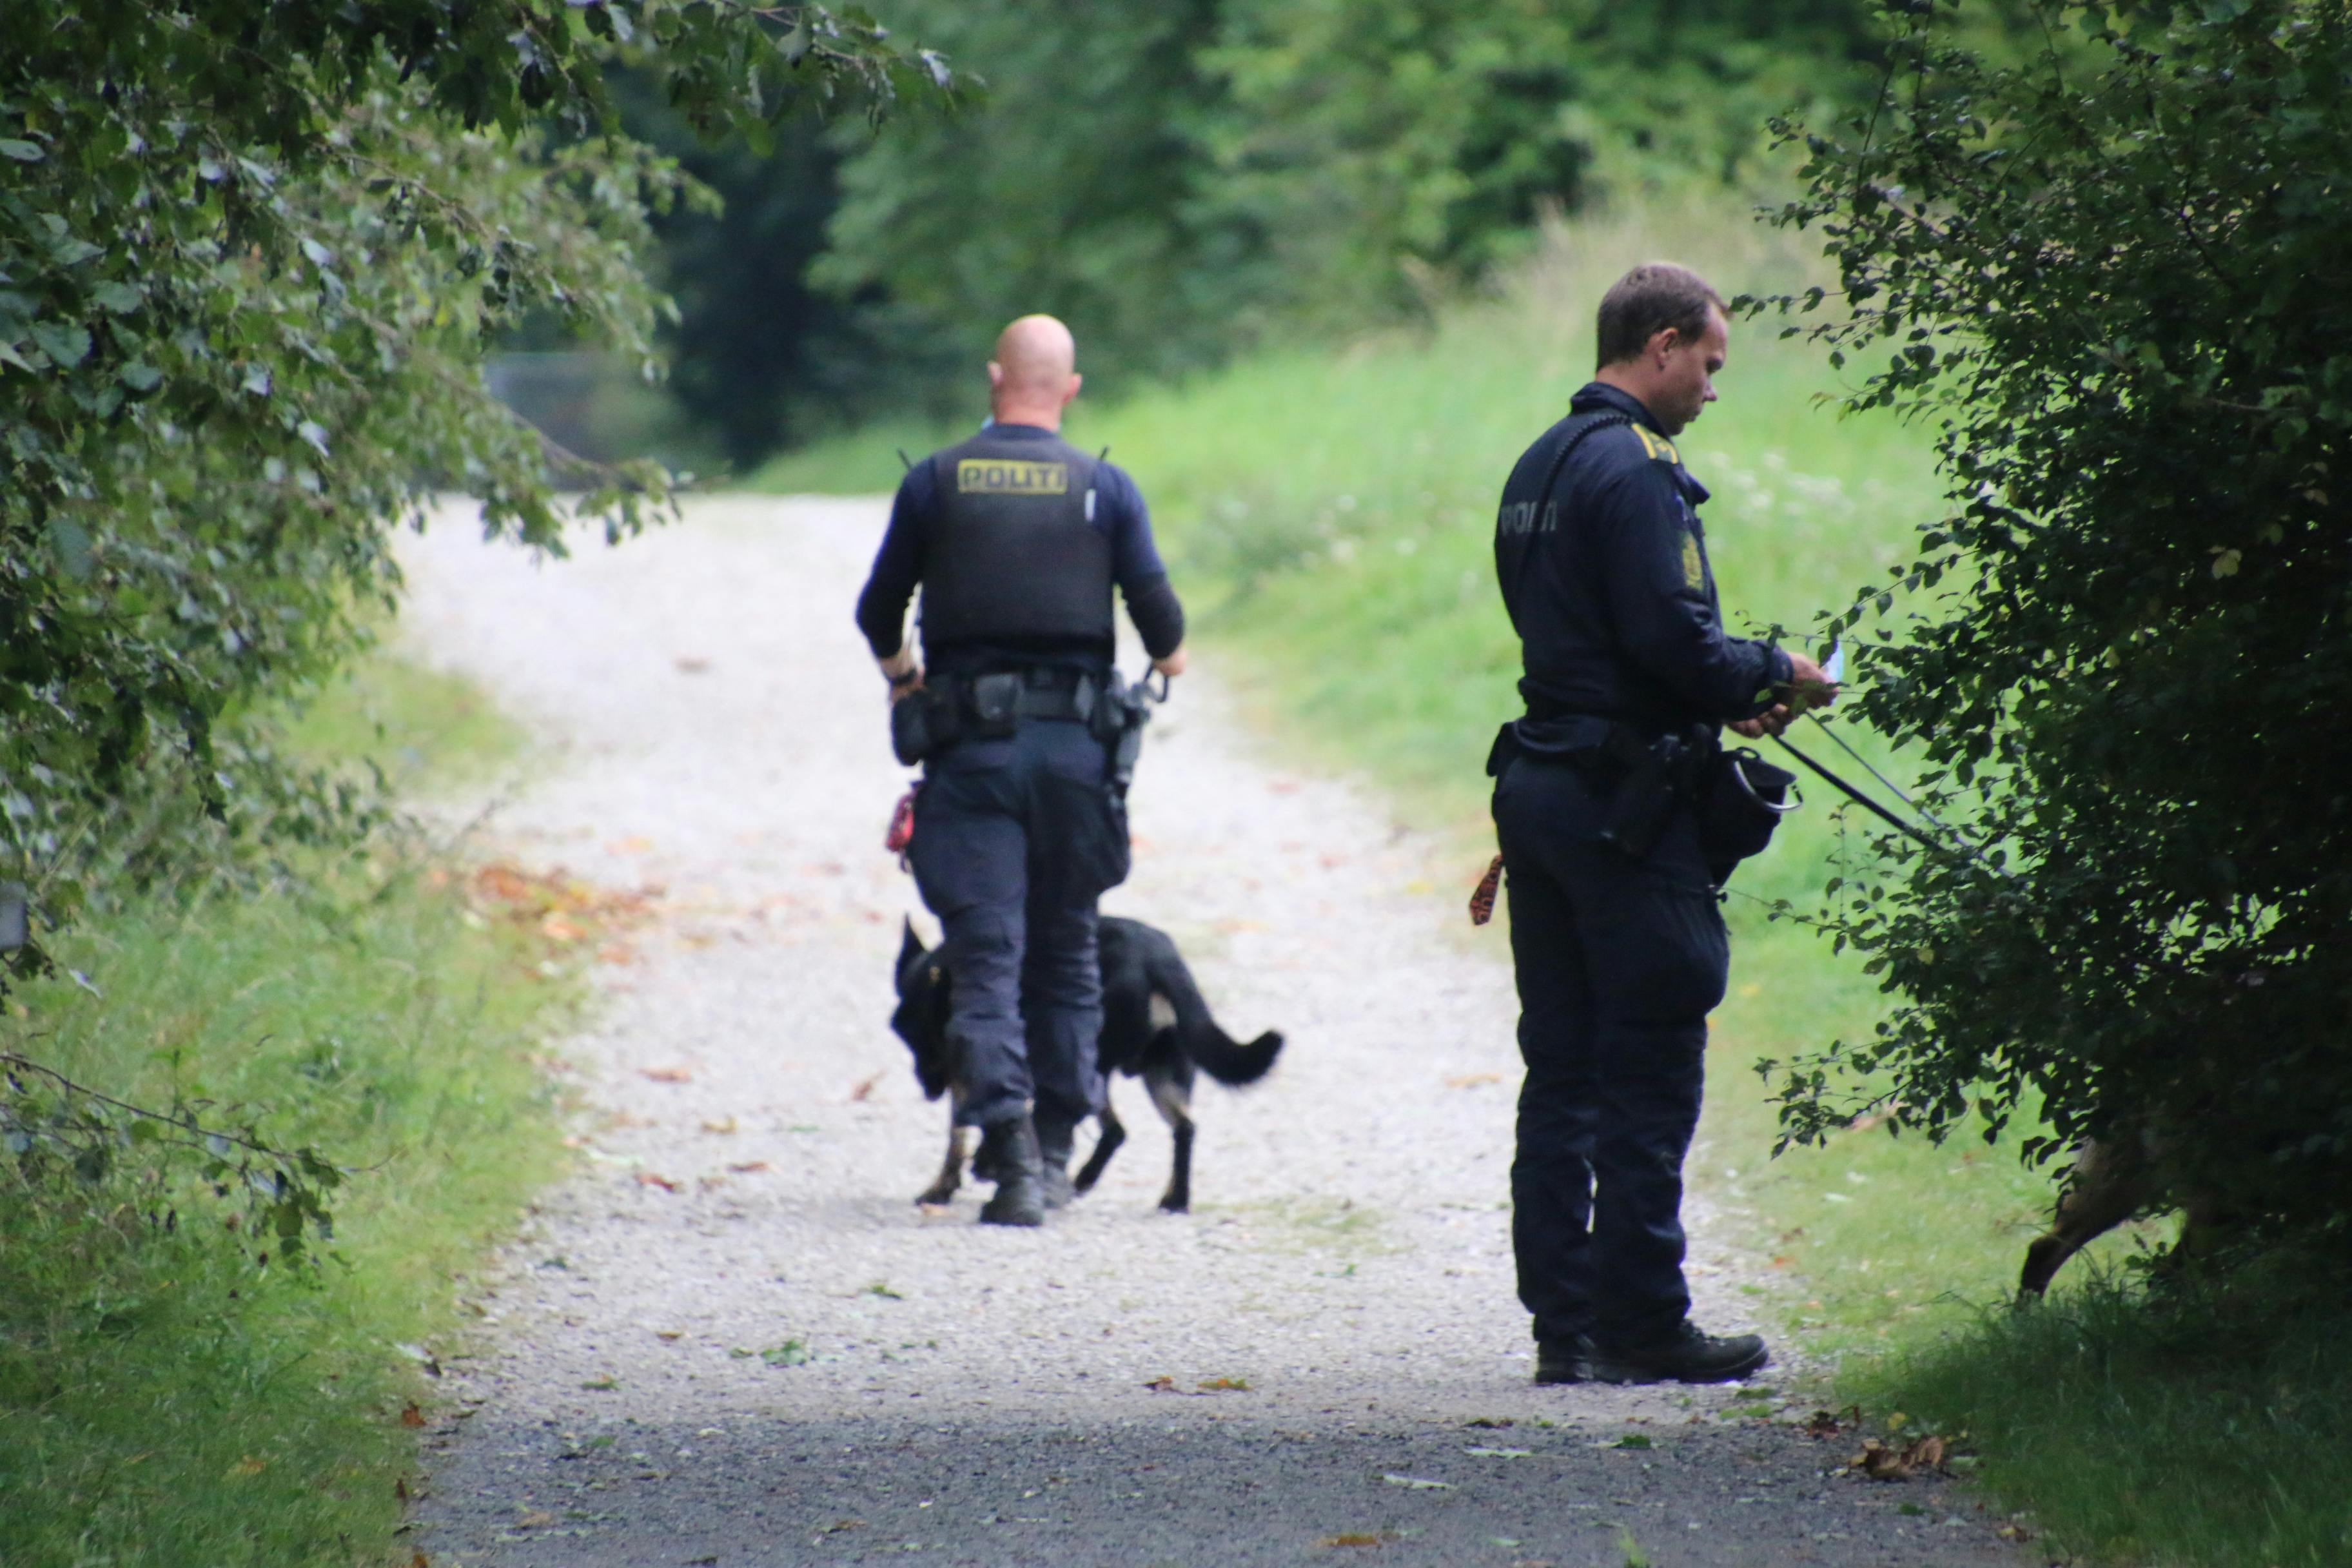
[284,635,527,792]
[1862,1273,2352,1567]
[0,655,573,1567]
[753,201,2342,1563]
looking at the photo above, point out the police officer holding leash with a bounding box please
[856,315,1188,1228]
[1485,264,1834,1383]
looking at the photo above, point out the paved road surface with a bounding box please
[399,496,2030,1568]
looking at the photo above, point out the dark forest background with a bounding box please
[607,0,1895,470]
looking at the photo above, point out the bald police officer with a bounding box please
[1488,264,1833,1382]
[858,316,1187,1227]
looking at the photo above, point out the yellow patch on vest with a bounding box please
[956,458,1069,495]
[1681,533,1705,591]
[1632,426,1681,465]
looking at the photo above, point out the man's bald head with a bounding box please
[987,315,1083,429]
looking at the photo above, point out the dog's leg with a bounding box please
[916,1087,970,1206]
[2018,1136,2152,1300]
[916,1119,967,1207]
[1073,1098,1126,1194]
[1146,1062,1195,1214]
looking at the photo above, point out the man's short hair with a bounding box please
[1594,263,1726,369]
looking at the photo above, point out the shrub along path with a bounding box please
[402,496,2026,1567]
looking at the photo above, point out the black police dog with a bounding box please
[890,916,1282,1213]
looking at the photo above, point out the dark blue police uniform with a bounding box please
[1489,382,1789,1355]
[857,424,1184,1152]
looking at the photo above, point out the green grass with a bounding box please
[1863,1272,2352,1567]
[0,653,570,1567]
[754,199,2344,1563]
[284,638,526,791]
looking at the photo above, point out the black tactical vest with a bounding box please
[919,429,1113,648]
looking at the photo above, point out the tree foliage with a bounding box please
[806,0,1886,407]
[1759,0,2352,1242]
[0,2,948,953]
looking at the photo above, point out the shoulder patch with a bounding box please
[957,458,1068,495]
[1631,426,1681,466]
[1680,533,1705,591]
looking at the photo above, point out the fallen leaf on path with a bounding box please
[1445,1072,1503,1089]
[636,1172,679,1193]
[1462,1416,1514,1429]
[413,1555,430,1568]
[516,1509,554,1528]
[596,943,638,966]
[395,1476,409,1501]
[1141,1375,1180,1393]
[760,1341,810,1367]
[654,1329,683,1341]
[1846,1434,1946,1480]
[1611,1434,1652,1450]
[728,1160,770,1173]
[1803,1405,1861,1438]
[580,1375,620,1390]
[1318,1533,1384,1548]
[1381,1474,1453,1489]
[398,1403,425,1427]
[640,1066,692,1083]
[849,1073,881,1102]
[1463,1446,1533,1458]
[1198,1377,1250,1391]
[701,1115,739,1134]
[1995,1523,2035,1542]
[814,1518,864,1536]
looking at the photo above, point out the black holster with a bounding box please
[1598,732,1697,861]
[890,685,959,765]
[1487,717,1707,863]
[1090,677,1152,795]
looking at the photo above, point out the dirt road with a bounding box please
[401,496,2026,1567]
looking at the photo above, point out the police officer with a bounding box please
[1488,264,1834,1382]
[856,315,1188,1227]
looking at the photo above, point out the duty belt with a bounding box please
[954,666,1099,723]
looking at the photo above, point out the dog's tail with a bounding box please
[1148,945,1283,1087]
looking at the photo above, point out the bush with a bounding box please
[1756,0,2352,1247]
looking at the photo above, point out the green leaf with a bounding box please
[0,139,43,162]
[28,320,91,368]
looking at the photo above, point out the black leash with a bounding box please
[1770,732,2028,889]
[1770,734,1941,852]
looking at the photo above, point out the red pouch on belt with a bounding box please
[885,787,918,857]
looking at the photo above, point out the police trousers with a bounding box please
[905,717,1132,1131]
[1492,752,1729,1348]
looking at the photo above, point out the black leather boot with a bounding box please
[1590,1322,1769,1384]
[976,1116,1046,1228]
[1034,1110,1079,1210]
[1533,1333,1595,1385]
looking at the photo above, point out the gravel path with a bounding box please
[398,496,2030,1568]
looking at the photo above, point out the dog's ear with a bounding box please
[897,916,925,969]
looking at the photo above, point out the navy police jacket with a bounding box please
[856,422,1184,680]
[1494,382,1789,739]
